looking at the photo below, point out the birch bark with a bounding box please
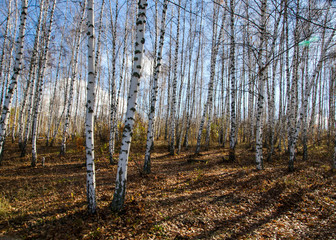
[86,0,96,214]
[0,0,28,164]
[11,87,18,143]
[60,0,87,156]
[205,6,225,150]
[255,0,267,170]
[109,0,119,164]
[183,0,198,149]
[18,0,45,153]
[229,0,236,161]
[46,35,64,146]
[195,2,220,154]
[111,0,148,212]
[169,0,181,155]
[0,0,12,91]
[143,0,168,173]
[289,25,335,171]
[31,0,56,167]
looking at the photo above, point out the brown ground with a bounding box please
[0,138,335,239]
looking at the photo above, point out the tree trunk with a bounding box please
[31,0,56,167]
[229,0,236,161]
[184,0,203,149]
[169,0,181,155]
[60,0,87,156]
[289,16,335,171]
[111,0,148,212]
[0,0,28,164]
[144,0,168,174]
[108,0,119,164]
[85,0,97,214]
[255,0,267,170]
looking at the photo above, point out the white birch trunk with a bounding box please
[86,0,96,214]
[289,26,334,171]
[255,0,267,170]
[0,0,12,87]
[266,3,282,161]
[185,2,203,149]
[31,0,56,166]
[195,2,219,154]
[111,0,147,212]
[169,0,181,155]
[21,0,50,156]
[183,0,197,149]
[143,0,168,173]
[287,0,300,171]
[108,0,119,164]
[164,19,173,142]
[60,0,87,155]
[11,86,18,143]
[229,0,236,161]
[0,0,28,163]
[205,8,225,150]
[46,43,63,145]
[301,47,309,161]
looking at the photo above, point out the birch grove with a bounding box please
[0,0,334,213]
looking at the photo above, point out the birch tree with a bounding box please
[169,0,181,155]
[183,0,197,149]
[18,0,45,153]
[144,0,168,174]
[60,0,87,156]
[255,0,267,170]
[288,21,335,171]
[0,0,12,97]
[229,0,236,161]
[0,0,28,164]
[86,0,96,214]
[195,2,219,154]
[32,0,56,167]
[108,0,119,164]
[111,0,148,212]
[185,0,203,149]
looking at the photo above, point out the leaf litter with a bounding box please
[0,140,335,239]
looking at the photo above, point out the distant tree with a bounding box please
[169,0,181,155]
[229,0,236,162]
[31,0,57,167]
[60,0,87,156]
[195,1,220,154]
[288,7,335,171]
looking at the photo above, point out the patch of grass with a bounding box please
[150,223,166,236]
[0,195,11,220]
[192,168,204,183]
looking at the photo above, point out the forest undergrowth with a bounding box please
[0,138,335,239]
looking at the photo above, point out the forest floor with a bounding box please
[0,137,335,239]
